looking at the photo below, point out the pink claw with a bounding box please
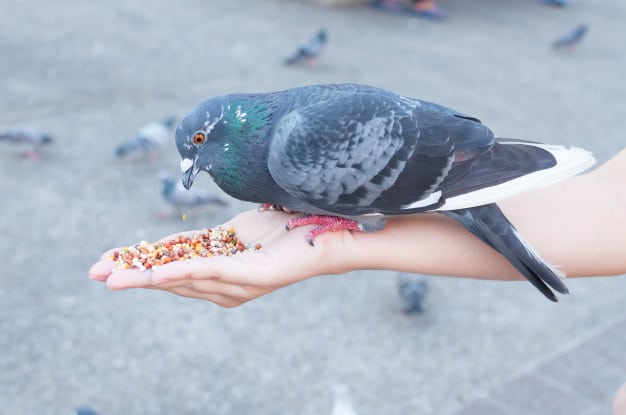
[285,215,362,246]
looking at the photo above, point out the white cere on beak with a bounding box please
[180,158,193,173]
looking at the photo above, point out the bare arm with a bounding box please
[89,149,626,307]
[352,148,626,279]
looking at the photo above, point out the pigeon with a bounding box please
[76,406,100,415]
[175,83,595,302]
[115,116,176,159]
[0,127,53,159]
[544,0,567,7]
[396,272,428,314]
[331,383,358,415]
[552,24,588,50]
[284,29,327,68]
[159,170,227,216]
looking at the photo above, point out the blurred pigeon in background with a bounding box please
[553,24,588,50]
[159,170,227,218]
[396,273,428,314]
[285,29,327,68]
[544,0,568,7]
[76,406,100,415]
[331,383,357,415]
[115,116,176,160]
[0,127,53,159]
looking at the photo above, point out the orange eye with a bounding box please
[193,132,206,145]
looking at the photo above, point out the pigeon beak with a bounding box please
[180,158,197,190]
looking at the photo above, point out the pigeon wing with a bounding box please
[267,90,493,215]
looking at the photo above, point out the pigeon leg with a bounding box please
[258,204,296,214]
[147,150,159,163]
[259,203,282,212]
[285,215,363,246]
[21,150,39,160]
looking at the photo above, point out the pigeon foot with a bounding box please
[21,150,40,160]
[285,215,362,246]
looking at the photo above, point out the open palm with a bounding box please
[89,209,347,307]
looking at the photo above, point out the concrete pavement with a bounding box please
[1,1,625,414]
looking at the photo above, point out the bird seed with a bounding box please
[110,227,259,271]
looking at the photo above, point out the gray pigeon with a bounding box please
[285,29,327,67]
[396,272,428,314]
[75,407,100,415]
[115,116,176,159]
[0,127,53,159]
[159,171,227,215]
[175,83,595,301]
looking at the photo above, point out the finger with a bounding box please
[88,261,116,281]
[106,268,154,290]
[150,255,263,286]
[156,278,264,301]
[99,249,120,262]
[167,286,248,308]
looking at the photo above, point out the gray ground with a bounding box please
[1,1,625,414]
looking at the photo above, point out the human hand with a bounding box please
[88,209,348,307]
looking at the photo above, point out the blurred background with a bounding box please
[1,0,625,414]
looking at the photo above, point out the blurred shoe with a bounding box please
[407,0,448,21]
[371,0,405,14]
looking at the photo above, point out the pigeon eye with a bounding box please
[192,132,206,145]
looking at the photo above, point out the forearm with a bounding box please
[338,150,626,280]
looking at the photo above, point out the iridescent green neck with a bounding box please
[212,94,284,203]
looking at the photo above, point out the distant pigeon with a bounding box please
[175,83,595,302]
[159,171,227,216]
[285,29,327,68]
[115,116,176,159]
[553,24,588,50]
[0,127,52,159]
[76,406,100,415]
[544,0,568,7]
[396,273,428,314]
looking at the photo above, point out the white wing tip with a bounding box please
[438,143,596,211]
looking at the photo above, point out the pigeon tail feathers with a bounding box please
[445,203,567,301]
[115,136,155,157]
[285,52,305,65]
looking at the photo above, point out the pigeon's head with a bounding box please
[176,94,275,191]
[162,116,177,130]
[317,29,327,43]
[176,97,230,190]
